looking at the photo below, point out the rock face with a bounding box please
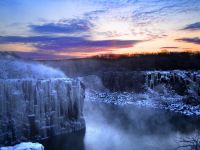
[86,71,200,116]
[100,71,200,99]
[101,70,200,102]
[145,71,200,98]
[0,78,85,145]
[101,72,146,92]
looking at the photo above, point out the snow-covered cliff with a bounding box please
[0,78,85,145]
[0,54,85,145]
[85,71,200,116]
[146,71,200,93]
[101,71,200,99]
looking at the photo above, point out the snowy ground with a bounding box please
[0,142,44,150]
[86,89,200,117]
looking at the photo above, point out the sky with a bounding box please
[0,0,200,59]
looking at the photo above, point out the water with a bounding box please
[43,101,200,150]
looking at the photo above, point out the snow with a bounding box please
[0,142,44,150]
[0,54,85,144]
[86,89,200,116]
[0,78,85,144]
[85,70,200,117]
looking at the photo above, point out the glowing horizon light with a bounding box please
[0,0,200,59]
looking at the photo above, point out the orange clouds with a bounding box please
[0,43,37,52]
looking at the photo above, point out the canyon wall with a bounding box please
[0,78,85,145]
[100,71,200,100]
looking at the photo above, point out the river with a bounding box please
[43,101,200,150]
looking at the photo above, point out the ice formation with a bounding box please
[0,54,85,145]
[0,142,44,150]
[0,78,85,145]
[145,71,200,97]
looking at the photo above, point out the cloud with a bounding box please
[15,51,68,60]
[91,0,134,8]
[0,43,36,52]
[182,22,200,31]
[30,19,92,34]
[132,0,200,24]
[0,36,141,52]
[176,37,200,45]
[84,10,106,19]
[161,46,179,49]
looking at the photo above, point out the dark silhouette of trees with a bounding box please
[176,131,200,150]
[40,52,200,77]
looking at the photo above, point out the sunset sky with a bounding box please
[0,0,200,59]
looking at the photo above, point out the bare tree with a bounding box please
[176,131,200,150]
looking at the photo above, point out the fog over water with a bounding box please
[43,101,200,150]
[84,102,200,150]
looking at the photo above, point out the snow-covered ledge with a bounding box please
[0,142,44,150]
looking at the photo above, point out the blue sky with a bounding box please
[0,0,200,59]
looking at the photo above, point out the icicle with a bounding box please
[0,78,85,145]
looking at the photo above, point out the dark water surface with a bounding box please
[43,101,200,150]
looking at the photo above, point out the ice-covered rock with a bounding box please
[0,54,85,145]
[145,70,200,96]
[0,78,85,145]
[87,70,200,116]
[100,71,200,99]
[0,142,44,150]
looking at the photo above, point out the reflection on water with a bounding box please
[43,101,200,150]
[43,129,85,150]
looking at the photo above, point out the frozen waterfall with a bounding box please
[0,78,85,145]
[0,53,85,145]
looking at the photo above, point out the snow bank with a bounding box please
[0,142,44,150]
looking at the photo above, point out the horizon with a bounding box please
[1,44,200,61]
[2,51,198,61]
[0,0,200,59]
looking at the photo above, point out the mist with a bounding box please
[84,101,200,150]
[0,55,65,79]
